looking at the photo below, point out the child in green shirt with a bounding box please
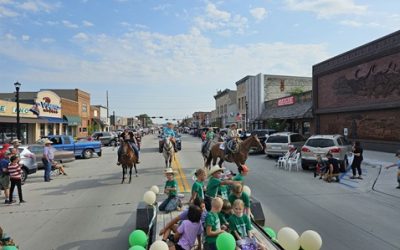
[205,197,225,250]
[159,168,178,212]
[233,164,249,183]
[205,166,237,211]
[190,168,206,203]
[228,182,251,216]
[218,199,232,231]
[230,199,266,250]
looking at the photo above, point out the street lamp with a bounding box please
[14,82,21,141]
[245,101,248,131]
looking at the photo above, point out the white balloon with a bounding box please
[150,185,160,194]
[143,191,156,205]
[149,240,169,250]
[277,227,300,250]
[243,185,251,197]
[300,230,322,250]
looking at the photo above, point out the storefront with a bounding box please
[0,100,40,144]
[257,91,313,137]
[313,30,400,152]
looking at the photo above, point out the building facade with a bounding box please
[313,30,400,152]
[61,98,80,137]
[235,76,249,129]
[214,89,237,128]
[192,111,211,128]
[243,73,312,130]
[91,105,109,132]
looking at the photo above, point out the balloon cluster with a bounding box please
[262,226,322,250]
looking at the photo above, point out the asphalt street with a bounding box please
[1,134,399,250]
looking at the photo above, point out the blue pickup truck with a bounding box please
[42,135,102,159]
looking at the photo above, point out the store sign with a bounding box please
[34,91,62,118]
[278,96,295,106]
[0,100,36,118]
[37,97,60,114]
[13,107,30,114]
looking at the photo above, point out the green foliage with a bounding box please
[137,114,153,126]
[267,119,286,131]
[289,86,304,96]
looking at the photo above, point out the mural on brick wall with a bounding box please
[333,61,400,98]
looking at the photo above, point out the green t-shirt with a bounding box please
[228,192,250,208]
[233,174,244,183]
[205,212,221,243]
[191,180,204,200]
[206,131,215,140]
[165,179,177,196]
[229,214,252,238]
[218,185,229,200]
[206,177,221,198]
[218,211,231,226]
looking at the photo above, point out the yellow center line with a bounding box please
[172,153,191,192]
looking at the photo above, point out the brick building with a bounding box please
[313,30,400,152]
[214,89,237,128]
[61,98,80,137]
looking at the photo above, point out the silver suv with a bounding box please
[264,132,306,157]
[301,135,352,170]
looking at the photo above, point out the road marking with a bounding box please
[171,153,190,192]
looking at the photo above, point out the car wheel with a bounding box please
[301,160,309,170]
[110,140,116,147]
[83,149,93,159]
[21,168,28,185]
[97,151,102,157]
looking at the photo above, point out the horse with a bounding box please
[119,140,138,183]
[205,134,263,170]
[202,136,224,163]
[163,137,174,168]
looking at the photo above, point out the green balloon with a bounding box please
[129,246,145,250]
[263,227,277,240]
[3,246,18,250]
[216,232,236,250]
[128,230,148,247]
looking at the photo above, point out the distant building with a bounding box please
[313,30,400,152]
[91,105,109,132]
[192,111,211,127]
[214,89,237,128]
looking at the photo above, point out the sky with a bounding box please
[0,0,399,122]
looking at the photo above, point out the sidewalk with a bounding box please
[339,150,399,197]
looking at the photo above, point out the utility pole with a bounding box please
[106,90,109,131]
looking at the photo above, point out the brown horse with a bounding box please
[119,140,138,183]
[205,134,263,170]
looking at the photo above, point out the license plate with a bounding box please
[271,146,280,149]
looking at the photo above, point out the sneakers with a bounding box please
[350,176,356,179]
[4,200,10,204]
[63,173,68,176]
[357,176,363,180]
[20,200,26,203]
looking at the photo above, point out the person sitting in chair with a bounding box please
[163,122,178,152]
[225,123,239,156]
[117,127,140,165]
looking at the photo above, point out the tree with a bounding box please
[137,114,153,127]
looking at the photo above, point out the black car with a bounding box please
[91,131,118,146]
[250,129,277,153]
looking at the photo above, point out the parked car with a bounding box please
[301,134,353,170]
[250,129,277,153]
[91,131,118,146]
[40,135,102,159]
[158,134,182,153]
[0,145,37,184]
[26,144,75,169]
[264,132,306,157]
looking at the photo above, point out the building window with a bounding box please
[94,110,98,117]
[82,103,87,113]
[40,124,45,137]
[82,127,87,132]
[302,121,310,135]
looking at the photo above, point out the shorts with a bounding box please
[174,243,185,250]
[0,174,10,189]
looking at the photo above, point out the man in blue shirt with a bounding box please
[0,153,11,203]
[163,123,177,152]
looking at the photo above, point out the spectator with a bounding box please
[7,155,25,204]
[385,150,400,189]
[0,143,11,160]
[314,155,327,179]
[42,139,54,182]
[0,153,11,204]
[350,141,364,180]
[325,152,340,183]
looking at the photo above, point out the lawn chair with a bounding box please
[287,153,301,172]
[276,151,290,169]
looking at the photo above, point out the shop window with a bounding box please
[82,127,87,132]
[302,122,311,135]
[82,104,87,113]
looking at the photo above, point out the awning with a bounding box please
[0,117,40,124]
[39,116,67,124]
[92,118,105,126]
[64,115,81,126]
[258,102,313,120]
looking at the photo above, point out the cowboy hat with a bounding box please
[164,168,176,175]
[43,139,53,144]
[11,139,21,144]
[208,165,225,176]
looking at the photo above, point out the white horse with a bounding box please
[163,137,174,168]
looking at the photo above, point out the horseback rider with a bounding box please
[225,123,239,156]
[202,128,215,154]
[163,122,178,152]
[117,127,140,165]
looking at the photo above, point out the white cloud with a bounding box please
[284,0,367,18]
[153,4,171,12]
[62,20,79,28]
[82,20,94,27]
[339,20,362,27]
[195,3,248,35]
[46,20,58,25]
[22,35,30,41]
[135,24,148,29]
[17,0,60,13]
[4,33,16,40]
[41,37,55,43]
[120,21,130,27]
[72,32,89,42]
[0,29,328,88]
[0,5,18,17]
[250,7,267,21]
